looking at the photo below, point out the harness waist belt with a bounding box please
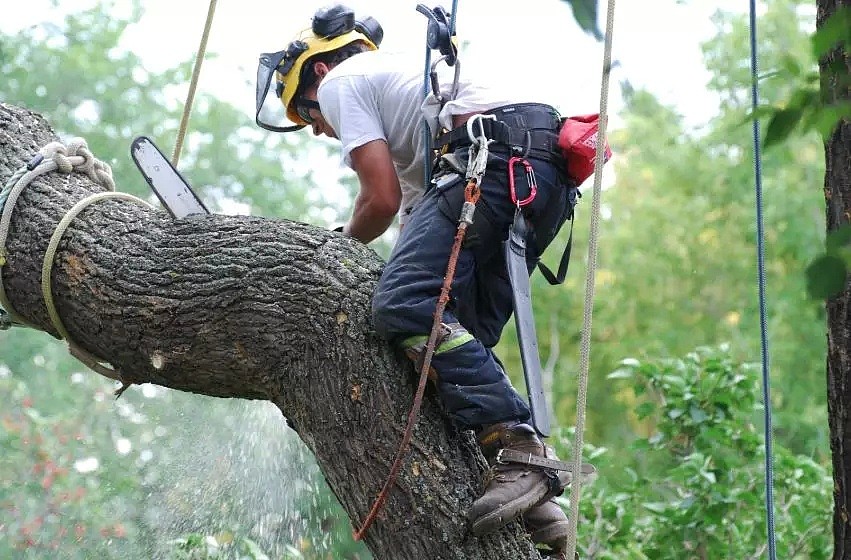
[436,103,562,155]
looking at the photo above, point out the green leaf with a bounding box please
[689,406,709,424]
[779,54,803,78]
[806,253,848,299]
[827,225,851,253]
[763,107,804,148]
[810,6,851,59]
[562,0,603,40]
[805,101,851,140]
[643,502,668,514]
[607,368,634,380]
[635,401,656,419]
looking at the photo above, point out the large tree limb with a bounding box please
[0,102,544,559]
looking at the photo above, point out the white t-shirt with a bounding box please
[317,50,522,224]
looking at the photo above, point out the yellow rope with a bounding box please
[42,191,153,381]
[172,0,219,168]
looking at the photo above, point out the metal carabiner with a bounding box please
[466,113,497,147]
[508,156,538,207]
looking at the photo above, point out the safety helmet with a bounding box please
[255,5,383,133]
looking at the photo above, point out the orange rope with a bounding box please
[353,179,481,541]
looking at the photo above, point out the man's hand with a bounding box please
[346,139,401,244]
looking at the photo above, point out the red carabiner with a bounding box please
[508,156,537,206]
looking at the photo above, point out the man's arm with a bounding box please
[344,139,402,244]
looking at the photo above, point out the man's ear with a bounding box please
[313,62,331,79]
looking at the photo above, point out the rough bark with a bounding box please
[0,102,545,560]
[818,1,851,558]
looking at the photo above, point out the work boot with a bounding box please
[522,497,570,552]
[468,422,572,536]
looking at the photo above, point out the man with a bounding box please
[256,5,581,555]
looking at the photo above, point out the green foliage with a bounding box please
[748,5,851,298]
[564,346,832,559]
[526,0,828,457]
[560,0,603,40]
[0,0,837,558]
[0,0,347,224]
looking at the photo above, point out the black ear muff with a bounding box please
[312,4,356,38]
[355,16,384,47]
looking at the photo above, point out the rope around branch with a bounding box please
[0,138,155,384]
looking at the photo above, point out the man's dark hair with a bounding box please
[298,41,370,95]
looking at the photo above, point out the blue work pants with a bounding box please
[372,141,575,430]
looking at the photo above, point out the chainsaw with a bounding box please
[130,136,210,218]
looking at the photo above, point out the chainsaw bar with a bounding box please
[130,136,209,218]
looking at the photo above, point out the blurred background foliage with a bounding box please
[0,0,832,557]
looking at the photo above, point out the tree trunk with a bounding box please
[818,1,851,558]
[0,102,544,560]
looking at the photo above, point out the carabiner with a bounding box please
[466,113,497,147]
[508,156,537,207]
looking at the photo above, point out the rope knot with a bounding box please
[41,141,73,174]
[65,138,115,191]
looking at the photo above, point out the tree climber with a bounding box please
[255,5,582,555]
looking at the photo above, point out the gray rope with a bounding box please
[0,138,154,382]
[564,0,616,557]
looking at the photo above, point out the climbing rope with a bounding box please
[0,139,154,383]
[564,0,616,557]
[353,126,489,541]
[172,0,218,167]
[748,1,778,557]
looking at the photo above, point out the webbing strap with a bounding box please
[495,448,597,477]
[538,217,575,286]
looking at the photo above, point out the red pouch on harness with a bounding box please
[558,114,612,185]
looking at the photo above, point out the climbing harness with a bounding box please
[0,139,154,387]
[748,0,777,557]
[563,0,616,557]
[353,113,491,541]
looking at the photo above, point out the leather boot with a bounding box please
[522,497,569,552]
[468,422,572,536]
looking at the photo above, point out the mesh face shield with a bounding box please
[255,47,306,133]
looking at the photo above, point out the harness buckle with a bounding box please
[508,157,537,207]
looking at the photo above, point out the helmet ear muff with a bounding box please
[355,16,383,47]
[312,4,356,38]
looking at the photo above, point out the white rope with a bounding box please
[0,139,114,328]
[0,138,154,382]
[42,190,153,381]
[564,0,616,557]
